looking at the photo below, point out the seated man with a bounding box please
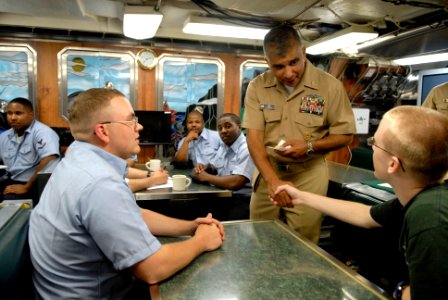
[0,97,59,200]
[271,106,448,300]
[192,113,254,191]
[174,110,220,166]
[193,113,255,220]
[29,88,225,299]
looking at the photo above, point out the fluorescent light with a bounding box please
[183,16,268,40]
[393,52,448,65]
[343,35,395,54]
[123,6,163,40]
[307,26,378,55]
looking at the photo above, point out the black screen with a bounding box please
[135,110,172,145]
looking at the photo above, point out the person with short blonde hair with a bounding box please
[381,105,447,183]
[272,106,448,300]
[29,88,225,299]
[68,88,124,141]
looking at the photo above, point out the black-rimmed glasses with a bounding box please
[100,116,139,131]
[367,136,405,172]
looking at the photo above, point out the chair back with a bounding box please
[0,203,34,299]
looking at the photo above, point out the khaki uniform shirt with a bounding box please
[422,82,448,117]
[242,59,356,163]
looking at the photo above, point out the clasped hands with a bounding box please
[194,213,226,250]
[269,179,295,208]
[192,163,217,183]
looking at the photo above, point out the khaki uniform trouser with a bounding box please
[250,155,329,244]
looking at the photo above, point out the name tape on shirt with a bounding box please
[260,104,276,110]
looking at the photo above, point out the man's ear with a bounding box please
[387,156,402,174]
[93,124,110,143]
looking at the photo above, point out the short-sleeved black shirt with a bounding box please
[370,184,448,300]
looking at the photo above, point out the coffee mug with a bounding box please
[172,175,192,191]
[145,159,161,172]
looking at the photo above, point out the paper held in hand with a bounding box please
[273,139,291,151]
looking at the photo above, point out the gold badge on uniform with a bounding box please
[300,94,325,115]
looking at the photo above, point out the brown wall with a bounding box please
[0,39,262,126]
[0,38,264,160]
[1,38,354,164]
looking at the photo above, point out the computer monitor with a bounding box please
[417,67,448,106]
[135,110,172,145]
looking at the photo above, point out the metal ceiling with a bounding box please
[0,0,446,57]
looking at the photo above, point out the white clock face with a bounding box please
[138,49,157,69]
[141,51,154,64]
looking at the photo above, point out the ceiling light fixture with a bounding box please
[343,35,395,54]
[123,6,163,40]
[306,26,379,55]
[183,16,268,40]
[393,52,448,65]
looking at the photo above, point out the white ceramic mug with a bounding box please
[172,174,192,191]
[145,159,161,172]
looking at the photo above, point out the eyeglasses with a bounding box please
[367,136,405,172]
[100,116,139,131]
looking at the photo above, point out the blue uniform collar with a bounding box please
[199,128,211,141]
[69,141,128,177]
[223,133,245,154]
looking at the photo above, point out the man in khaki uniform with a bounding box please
[422,81,448,117]
[423,81,448,181]
[242,25,356,243]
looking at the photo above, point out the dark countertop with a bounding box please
[328,160,377,185]
[150,220,390,300]
[327,161,396,205]
[135,161,380,202]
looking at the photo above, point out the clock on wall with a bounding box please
[136,48,158,70]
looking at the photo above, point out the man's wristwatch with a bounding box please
[393,281,408,300]
[306,141,314,156]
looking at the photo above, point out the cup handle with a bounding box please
[145,162,151,170]
[185,177,192,188]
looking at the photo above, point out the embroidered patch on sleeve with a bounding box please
[36,138,46,149]
[299,95,325,115]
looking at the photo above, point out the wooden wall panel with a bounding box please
[0,38,262,125]
[1,37,354,165]
[34,42,64,126]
